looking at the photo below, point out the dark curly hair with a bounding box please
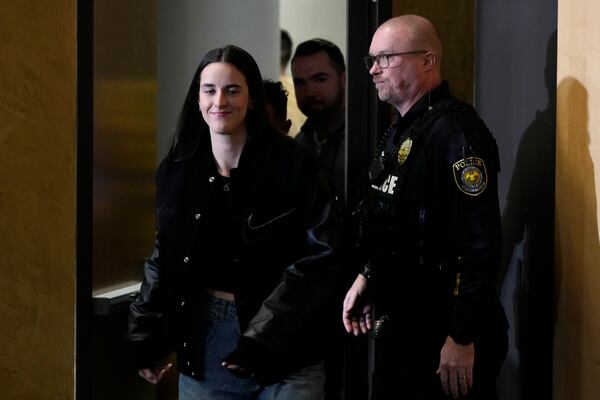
[263,79,288,121]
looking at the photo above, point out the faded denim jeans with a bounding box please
[178,294,325,400]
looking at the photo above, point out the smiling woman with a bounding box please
[127,45,342,400]
[88,2,350,399]
[199,63,251,142]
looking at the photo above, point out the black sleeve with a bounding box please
[228,148,341,374]
[127,160,173,369]
[433,116,502,344]
[127,239,172,368]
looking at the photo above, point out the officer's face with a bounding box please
[368,26,428,114]
[292,51,345,119]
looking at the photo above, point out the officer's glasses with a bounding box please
[364,50,428,70]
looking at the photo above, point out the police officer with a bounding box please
[342,15,508,399]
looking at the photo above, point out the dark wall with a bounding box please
[93,0,157,292]
[392,0,476,105]
[91,1,159,399]
[475,1,557,399]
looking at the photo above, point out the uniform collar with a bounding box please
[396,81,452,130]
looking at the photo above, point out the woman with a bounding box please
[128,45,340,400]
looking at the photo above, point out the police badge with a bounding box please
[452,156,487,195]
[397,137,412,166]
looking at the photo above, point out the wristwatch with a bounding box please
[360,263,374,281]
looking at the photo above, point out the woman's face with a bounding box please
[199,62,252,137]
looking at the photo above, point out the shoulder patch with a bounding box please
[452,157,487,196]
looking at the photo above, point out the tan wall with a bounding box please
[555,1,600,399]
[0,2,76,399]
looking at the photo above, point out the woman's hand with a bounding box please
[137,363,173,384]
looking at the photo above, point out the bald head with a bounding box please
[378,15,443,67]
[368,14,443,114]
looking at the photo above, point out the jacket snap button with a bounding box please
[209,176,215,183]
[183,256,190,263]
[195,213,201,220]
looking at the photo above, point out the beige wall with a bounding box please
[555,1,600,399]
[0,2,76,399]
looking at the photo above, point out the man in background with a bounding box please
[291,38,345,208]
[291,37,347,400]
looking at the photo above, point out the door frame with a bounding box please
[76,0,93,398]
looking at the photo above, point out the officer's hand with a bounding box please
[342,274,373,335]
[437,336,474,398]
[137,363,173,384]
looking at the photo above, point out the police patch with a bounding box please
[452,157,487,196]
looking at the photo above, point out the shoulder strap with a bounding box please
[369,101,485,185]
[391,101,487,161]
[407,101,480,141]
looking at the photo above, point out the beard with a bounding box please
[300,93,344,119]
[300,99,327,118]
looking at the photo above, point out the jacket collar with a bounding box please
[300,111,345,146]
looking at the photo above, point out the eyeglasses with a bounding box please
[364,50,428,70]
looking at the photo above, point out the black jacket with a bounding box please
[295,115,345,208]
[363,82,507,345]
[128,133,340,383]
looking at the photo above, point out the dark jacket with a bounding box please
[295,116,345,208]
[295,116,351,267]
[128,133,340,384]
[363,82,507,346]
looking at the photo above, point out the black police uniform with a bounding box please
[362,82,508,399]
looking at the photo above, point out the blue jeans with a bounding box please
[178,294,325,400]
